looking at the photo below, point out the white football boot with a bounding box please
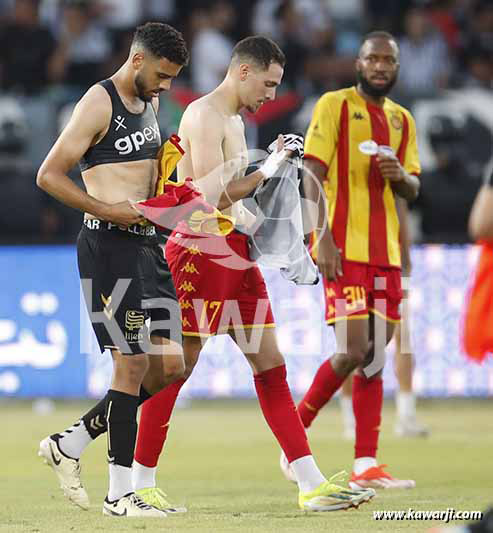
[103,492,167,517]
[38,436,90,510]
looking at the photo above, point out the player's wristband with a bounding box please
[258,148,287,179]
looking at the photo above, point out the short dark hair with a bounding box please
[231,36,286,70]
[132,22,189,66]
[360,30,398,51]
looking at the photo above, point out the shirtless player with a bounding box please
[130,35,375,512]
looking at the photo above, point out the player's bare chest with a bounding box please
[222,120,248,167]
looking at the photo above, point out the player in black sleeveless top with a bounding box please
[80,78,162,171]
[36,23,189,518]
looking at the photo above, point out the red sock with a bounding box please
[254,364,311,463]
[134,379,186,467]
[352,374,383,459]
[297,359,345,428]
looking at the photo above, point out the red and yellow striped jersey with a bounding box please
[305,86,420,268]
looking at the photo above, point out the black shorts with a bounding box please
[77,221,182,355]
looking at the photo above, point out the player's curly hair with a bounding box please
[132,22,189,66]
[231,36,285,70]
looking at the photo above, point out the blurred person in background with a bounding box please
[433,164,493,533]
[397,5,452,96]
[460,46,493,89]
[273,0,309,91]
[100,0,143,34]
[252,0,356,95]
[0,0,57,95]
[49,0,112,97]
[252,0,331,43]
[364,0,413,33]
[459,0,493,66]
[0,0,11,17]
[98,0,177,60]
[460,165,493,533]
[427,0,462,51]
[190,0,235,93]
[417,115,483,243]
[301,0,362,93]
[145,0,176,23]
[0,97,44,241]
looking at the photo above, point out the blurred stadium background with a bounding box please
[1,0,492,398]
[0,0,492,530]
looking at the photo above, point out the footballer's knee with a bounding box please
[113,353,150,390]
[142,353,185,393]
[333,340,370,376]
[161,356,186,384]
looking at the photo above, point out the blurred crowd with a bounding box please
[0,0,492,243]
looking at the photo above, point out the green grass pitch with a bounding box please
[1,399,491,532]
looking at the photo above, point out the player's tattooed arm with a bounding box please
[468,162,493,240]
[36,85,144,226]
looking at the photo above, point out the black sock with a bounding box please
[81,386,152,440]
[105,389,140,467]
[82,396,108,439]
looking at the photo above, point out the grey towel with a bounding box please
[248,157,319,285]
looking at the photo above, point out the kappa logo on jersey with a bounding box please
[181,262,200,274]
[114,124,160,155]
[179,281,196,293]
[187,244,202,255]
[180,300,194,310]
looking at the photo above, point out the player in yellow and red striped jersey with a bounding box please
[283,31,420,489]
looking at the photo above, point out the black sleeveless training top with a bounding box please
[79,79,162,171]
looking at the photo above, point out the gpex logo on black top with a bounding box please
[114,124,160,155]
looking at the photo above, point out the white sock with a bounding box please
[290,455,327,492]
[396,391,416,420]
[132,460,157,491]
[108,464,133,502]
[339,395,355,431]
[57,420,92,459]
[353,456,377,475]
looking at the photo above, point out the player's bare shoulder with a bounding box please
[70,84,112,138]
[180,95,225,137]
[39,83,113,176]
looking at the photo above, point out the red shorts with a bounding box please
[165,223,275,337]
[323,260,402,324]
